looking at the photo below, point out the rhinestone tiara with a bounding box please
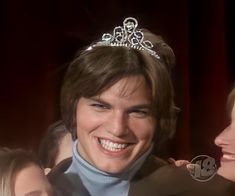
[87,17,160,59]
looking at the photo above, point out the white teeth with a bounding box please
[99,139,128,152]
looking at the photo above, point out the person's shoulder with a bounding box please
[157,162,235,196]
[47,157,92,196]
[47,158,77,195]
[130,155,191,195]
[146,156,191,188]
[156,161,235,196]
[205,174,235,195]
[47,158,72,185]
[134,155,188,180]
[130,155,235,196]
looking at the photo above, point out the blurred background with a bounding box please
[0,0,234,161]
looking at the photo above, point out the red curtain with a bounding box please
[0,0,234,160]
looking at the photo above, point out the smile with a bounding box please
[99,139,128,152]
[222,154,235,160]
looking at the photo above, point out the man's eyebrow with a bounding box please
[24,190,42,196]
[89,97,151,109]
[88,97,110,105]
[129,104,151,109]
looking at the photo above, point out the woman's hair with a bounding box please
[0,148,40,196]
[38,120,71,168]
[60,30,177,148]
[227,87,235,115]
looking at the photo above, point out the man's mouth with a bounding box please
[98,138,129,152]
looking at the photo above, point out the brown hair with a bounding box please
[227,87,235,115]
[60,31,177,148]
[38,120,72,168]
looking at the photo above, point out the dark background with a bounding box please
[0,0,234,161]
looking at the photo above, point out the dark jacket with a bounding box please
[48,156,235,196]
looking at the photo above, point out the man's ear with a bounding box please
[44,168,51,175]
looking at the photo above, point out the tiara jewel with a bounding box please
[91,17,160,59]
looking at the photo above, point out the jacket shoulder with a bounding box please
[47,157,72,182]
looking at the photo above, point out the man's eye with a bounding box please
[90,103,108,110]
[130,110,149,118]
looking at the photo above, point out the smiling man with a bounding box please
[75,76,155,174]
[48,17,176,196]
[47,17,235,196]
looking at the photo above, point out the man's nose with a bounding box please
[106,111,129,136]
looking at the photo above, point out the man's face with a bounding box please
[75,75,156,173]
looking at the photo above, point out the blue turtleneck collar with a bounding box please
[65,140,153,196]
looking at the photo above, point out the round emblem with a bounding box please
[189,155,217,182]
